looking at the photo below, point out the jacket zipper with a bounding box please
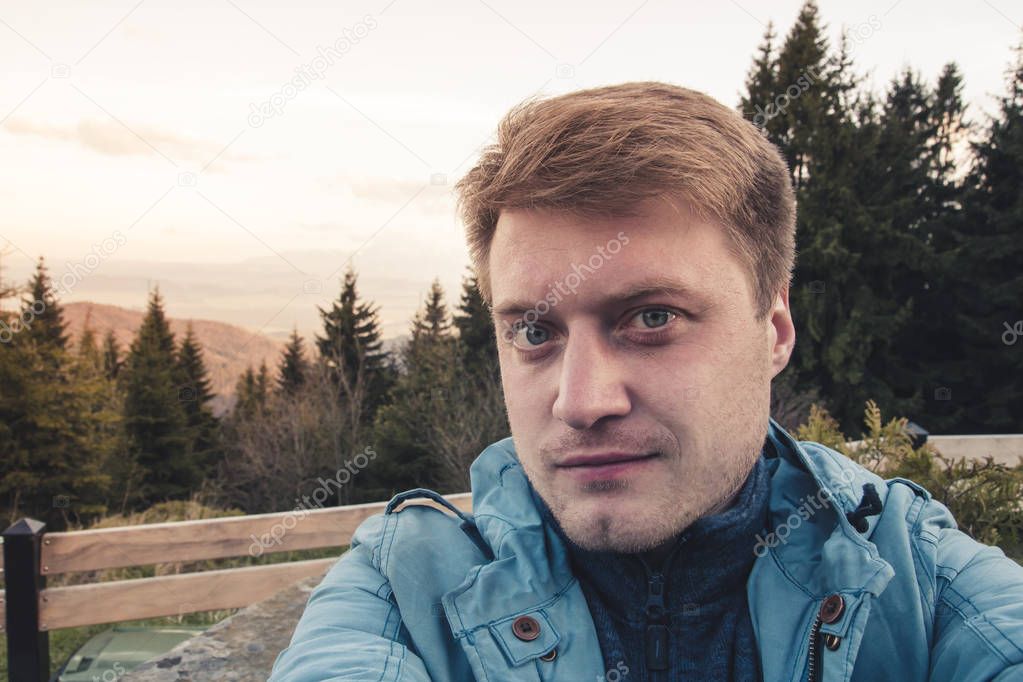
[640,539,687,678]
[644,571,669,673]
[806,610,823,682]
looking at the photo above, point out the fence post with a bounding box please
[3,518,48,682]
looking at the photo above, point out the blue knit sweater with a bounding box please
[533,452,771,682]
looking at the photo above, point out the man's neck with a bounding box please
[638,467,751,567]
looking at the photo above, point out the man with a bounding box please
[270,83,1023,681]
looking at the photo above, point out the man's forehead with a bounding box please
[488,199,745,317]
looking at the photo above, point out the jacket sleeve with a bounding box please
[269,514,432,682]
[925,504,1023,682]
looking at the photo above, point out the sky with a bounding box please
[1,0,1020,340]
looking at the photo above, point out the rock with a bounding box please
[122,572,326,681]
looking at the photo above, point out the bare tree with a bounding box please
[220,362,363,512]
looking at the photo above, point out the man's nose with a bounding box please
[552,331,631,430]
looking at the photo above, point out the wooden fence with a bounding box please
[1,493,473,682]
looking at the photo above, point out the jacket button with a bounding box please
[512,615,541,641]
[539,647,557,662]
[823,633,842,651]
[819,594,845,624]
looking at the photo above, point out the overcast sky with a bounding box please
[1,0,1020,339]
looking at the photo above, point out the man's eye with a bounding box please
[512,323,551,348]
[630,308,677,330]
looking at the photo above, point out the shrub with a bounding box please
[797,401,1023,562]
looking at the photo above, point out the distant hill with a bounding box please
[64,302,284,415]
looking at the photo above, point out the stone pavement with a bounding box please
[122,570,327,681]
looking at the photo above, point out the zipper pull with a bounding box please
[645,573,669,671]
[646,623,669,671]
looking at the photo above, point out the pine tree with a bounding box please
[232,365,260,418]
[742,2,932,431]
[373,281,507,493]
[854,69,940,422]
[120,288,194,502]
[931,63,969,195]
[0,271,118,527]
[739,22,781,138]
[177,324,214,410]
[956,41,1023,431]
[408,279,453,359]
[20,258,68,363]
[453,269,498,374]
[255,360,270,405]
[102,329,122,380]
[176,323,220,476]
[373,285,458,493]
[78,322,102,370]
[418,278,451,337]
[277,328,309,394]
[316,266,393,424]
[771,0,832,189]
[886,64,972,432]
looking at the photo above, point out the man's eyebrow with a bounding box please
[491,276,706,316]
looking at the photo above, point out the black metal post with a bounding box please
[3,518,48,682]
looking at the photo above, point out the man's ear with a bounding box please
[768,286,795,379]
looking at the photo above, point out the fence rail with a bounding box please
[2,492,473,682]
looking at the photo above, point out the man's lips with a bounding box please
[555,452,659,482]
[556,452,658,468]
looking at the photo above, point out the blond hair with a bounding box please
[454,81,796,319]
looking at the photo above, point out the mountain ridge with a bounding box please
[63,301,284,415]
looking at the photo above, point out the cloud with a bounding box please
[317,173,456,216]
[2,117,262,169]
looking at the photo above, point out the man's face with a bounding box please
[489,196,795,553]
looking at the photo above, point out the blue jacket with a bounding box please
[270,419,1023,681]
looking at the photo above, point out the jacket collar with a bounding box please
[540,452,771,624]
[446,418,896,645]
[445,438,578,633]
[759,417,896,598]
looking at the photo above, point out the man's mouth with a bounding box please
[555,452,659,482]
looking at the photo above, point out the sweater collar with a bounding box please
[532,449,771,623]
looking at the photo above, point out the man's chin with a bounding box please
[556,499,681,554]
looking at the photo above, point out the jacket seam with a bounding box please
[945,580,1023,662]
[451,564,484,635]
[497,460,519,483]
[906,495,938,636]
[380,512,401,575]
[471,512,516,553]
[938,596,1014,664]
[375,613,397,682]
[764,547,816,598]
[370,513,394,571]
[939,584,1023,663]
